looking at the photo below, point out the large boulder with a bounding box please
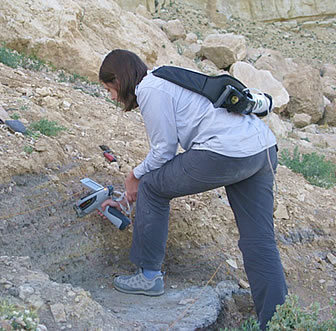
[0,0,196,81]
[200,33,247,69]
[321,63,336,102]
[162,19,187,42]
[230,61,290,112]
[283,63,324,123]
[254,49,298,82]
[293,113,312,128]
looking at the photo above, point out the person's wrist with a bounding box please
[129,170,138,180]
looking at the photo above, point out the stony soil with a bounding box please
[0,1,336,330]
[157,0,336,67]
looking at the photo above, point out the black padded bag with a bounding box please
[152,66,256,115]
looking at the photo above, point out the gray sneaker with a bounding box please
[113,268,164,296]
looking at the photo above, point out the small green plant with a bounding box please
[10,113,20,120]
[23,145,34,154]
[0,45,23,68]
[195,31,203,40]
[58,71,68,82]
[25,129,40,139]
[0,44,46,71]
[105,97,118,106]
[68,73,87,83]
[267,295,336,330]
[175,42,183,55]
[223,317,260,331]
[57,70,89,84]
[20,105,29,111]
[222,295,336,330]
[0,300,39,330]
[279,147,336,188]
[28,119,66,137]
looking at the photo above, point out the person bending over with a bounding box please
[99,49,287,330]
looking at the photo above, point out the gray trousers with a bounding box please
[130,146,287,329]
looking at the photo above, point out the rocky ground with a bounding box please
[1,1,336,330]
[157,0,336,67]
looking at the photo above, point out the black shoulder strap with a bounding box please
[152,66,249,110]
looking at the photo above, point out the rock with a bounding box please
[230,61,290,112]
[36,87,52,97]
[262,112,291,138]
[4,120,27,134]
[178,298,195,305]
[283,63,324,123]
[0,0,196,81]
[135,5,152,19]
[34,140,49,152]
[254,49,298,82]
[50,303,67,323]
[321,63,336,101]
[324,96,331,108]
[293,113,312,128]
[28,295,44,310]
[19,284,35,300]
[226,259,238,269]
[215,280,240,298]
[200,33,247,69]
[152,18,166,29]
[300,132,336,148]
[0,105,10,122]
[274,204,289,220]
[185,32,198,44]
[327,253,336,266]
[198,59,225,75]
[61,100,72,110]
[42,96,60,109]
[324,99,336,126]
[183,43,202,59]
[239,279,250,289]
[162,19,186,42]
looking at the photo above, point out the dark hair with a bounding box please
[99,49,148,111]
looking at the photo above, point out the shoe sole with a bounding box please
[114,285,164,297]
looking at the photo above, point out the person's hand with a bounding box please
[98,199,122,218]
[125,170,139,203]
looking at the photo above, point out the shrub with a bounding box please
[0,45,22,68]
[222,317,260,331]
[268,295,336,330]
[0,44,45,71]
[223,295,336,330]
[279,147,336,188]
[28,119,66,137]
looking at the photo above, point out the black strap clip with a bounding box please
[214,85,256,115]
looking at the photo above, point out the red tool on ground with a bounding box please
[99,145,117,162]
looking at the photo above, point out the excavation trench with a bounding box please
[0,173,254,330]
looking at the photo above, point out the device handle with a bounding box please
[214,85,234,108]
[98,206,131,230]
